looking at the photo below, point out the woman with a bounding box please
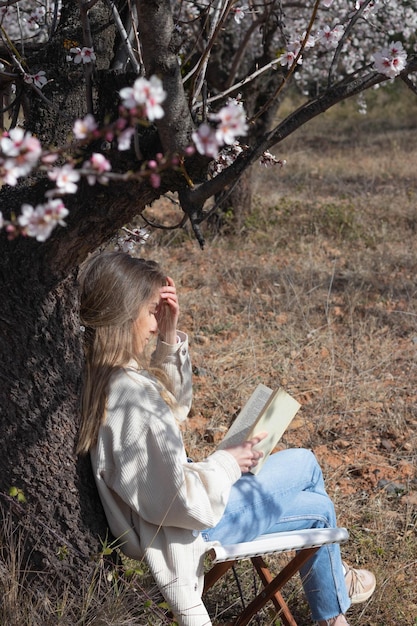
[77,250,375,626]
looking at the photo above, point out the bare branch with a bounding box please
[105,0,141,73]
[78,0,95,114]
[192,56,283,111]
[327,0,374,87]
[184,0,236,107]
[401,70,417,96]
[251,0,321,124]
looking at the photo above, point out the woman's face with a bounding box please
[133,289,160,353]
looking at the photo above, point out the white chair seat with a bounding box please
[209,526,349,563]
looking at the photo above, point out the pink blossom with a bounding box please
[373,41,407,78]
[24,71,48,89]
[84,153,112,185]
[192,123,220,158]
[1,128,41,162]
[17,199,69,242]
[119,76,166,121]
[117,127,135,151]
[316,25,344,50]
[2,160,23,186]
[233,6,248,24]
[279,46,303,68]
[29,7,46,23]
[41,153,59,164]
[0,128,42,185]
[149,172,161,188]
[48,164,80,194]
[213,102,248,145]
[73,114,97,139]
[2,129,22,156]
[70,47,96,64]
[45,198,69,226]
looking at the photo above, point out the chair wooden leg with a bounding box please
[204,560,237,594]
[232,547,319,626]
[250,556,297,626]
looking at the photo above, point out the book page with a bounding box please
[248,388,301,474]
[218,384,301,475]
[217,384,273,450]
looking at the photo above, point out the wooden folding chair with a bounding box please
[203,527,349,626]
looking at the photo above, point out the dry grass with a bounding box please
[146,83,417,625]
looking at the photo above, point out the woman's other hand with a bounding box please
[156,276,180,344]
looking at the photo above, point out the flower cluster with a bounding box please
[316,25,344,50]
[68,47,96,64]
[232,6,248,24]
[259,152,287,168]
[192,100,248,158]
[279,32,315,69]
[17,199,69,242]
[114,227,150,253]
[372,41,407,78]
[207,143,246,178]
[120,76,167,122]
[24,71,48,89]
[0,1,60,44]
[0,127,42,186]
[0,74,170,241]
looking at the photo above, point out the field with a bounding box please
[146,83,417,625]
[1,84,416,625]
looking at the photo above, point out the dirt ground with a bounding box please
[133,90,417,625]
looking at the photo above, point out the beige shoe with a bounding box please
[343,561,376,604]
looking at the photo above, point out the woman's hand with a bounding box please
[224,432,267,473]
[156,276,180,345]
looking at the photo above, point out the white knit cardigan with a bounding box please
[90,332,241,626]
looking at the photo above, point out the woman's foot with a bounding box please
[343,562,376,604]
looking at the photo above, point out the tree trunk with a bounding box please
[215,167,253,232]
[0,251,107,588]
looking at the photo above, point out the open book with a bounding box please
[218,384,301,474]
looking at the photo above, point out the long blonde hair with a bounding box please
[76,251,168,455]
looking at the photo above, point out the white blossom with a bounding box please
[24,71,48,89]
[372,41,407,78]
[70,47,96,64]
[212,101,248,145]
[192,123,220,158]
[84,153,112,185]
[119,76,166,121]
[73,114,97,139]
[17,199,69,242]
[48,164,80,194]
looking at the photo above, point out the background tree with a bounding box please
[0,0,416,603]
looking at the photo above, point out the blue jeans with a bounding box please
[202,448,351,622]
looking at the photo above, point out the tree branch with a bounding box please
[135,0,195,155]
[178,58,417,247]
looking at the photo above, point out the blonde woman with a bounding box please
[77,251,375,626]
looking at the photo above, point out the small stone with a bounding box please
[381,438,394,451]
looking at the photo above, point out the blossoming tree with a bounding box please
[0,0,416,602]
